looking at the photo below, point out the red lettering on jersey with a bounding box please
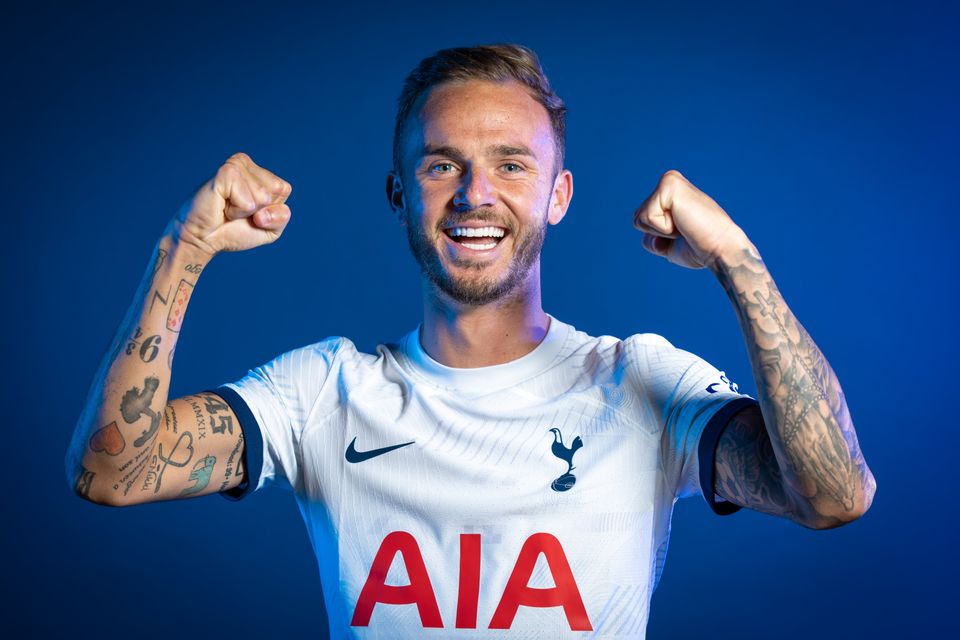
[489,532,592,631]
[351,531,443,628]
[455,533,481,628]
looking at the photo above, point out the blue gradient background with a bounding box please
[5,0,957,637]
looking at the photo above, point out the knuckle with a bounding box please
[228,151,251,164]
[254,185,271,203]
[218,162,241,178]
[216,163,244,186]
[272,178,292,197]
[660,169,685,186]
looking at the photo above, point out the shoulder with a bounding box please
[550,319,680,373]
[572,326,675,354]
[234,337,362,412]
[621,332,711,372]
[604,331,680,371]
[240,336,361,394]
[606,332,713,397]
[554,324,683,392]
[267,336,356,368]
[622,332,675,353]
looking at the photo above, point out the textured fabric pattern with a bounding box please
[217,315,756,638]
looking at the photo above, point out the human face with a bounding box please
[391,79,572,306]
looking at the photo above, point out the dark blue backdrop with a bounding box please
[5,1,957,637]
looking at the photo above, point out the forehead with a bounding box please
[404,79,554,160]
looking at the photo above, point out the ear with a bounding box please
[547,168,573,225]
[386,171,407,225]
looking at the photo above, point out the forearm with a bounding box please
[709,236,876,527]
[66,223,211,504]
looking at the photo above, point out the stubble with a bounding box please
[404,206,547,306]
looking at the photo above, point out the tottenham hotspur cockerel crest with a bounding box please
[548,428,584,492]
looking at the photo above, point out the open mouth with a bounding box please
[442,225,509,251]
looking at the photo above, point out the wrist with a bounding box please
[162,219,217,265]
[705,228,757,273]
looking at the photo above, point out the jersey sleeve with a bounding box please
[210,337,345,500]
[629,333,760,515]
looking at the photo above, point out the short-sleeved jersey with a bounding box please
[214,314,758,639]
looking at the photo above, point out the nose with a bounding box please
[453,166,495,211]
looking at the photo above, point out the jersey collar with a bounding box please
[398,313,571,393]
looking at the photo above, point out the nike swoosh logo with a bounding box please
[344,437,415,463]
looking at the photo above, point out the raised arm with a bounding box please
[707,242,874,529]
[66,152,292,506]
[633,170,876,529]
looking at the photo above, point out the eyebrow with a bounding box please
[420,144,538,162]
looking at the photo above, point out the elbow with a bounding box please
[65,450,94,502]
[802,469,877,531]
[851,466,878,522]
[66,457,131,508]
[66,426,133,507]
[803,507,867,531]
[70,476,132,507]
[843,465,878,525]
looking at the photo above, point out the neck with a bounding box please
[419,269,550,368]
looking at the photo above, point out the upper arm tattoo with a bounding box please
[713,404,801,521]
[119,392,246,503]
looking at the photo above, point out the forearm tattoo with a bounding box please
[713,245,874,526]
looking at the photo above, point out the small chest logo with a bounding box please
[345,437,415,463]
[548,428,583,492]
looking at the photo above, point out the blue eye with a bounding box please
[502,163,524,173]
[430,163,456,174]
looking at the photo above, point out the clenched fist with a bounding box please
[172,152,292,257]
[633,170,750,270]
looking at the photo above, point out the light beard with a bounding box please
[404,207,547,306]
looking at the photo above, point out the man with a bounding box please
[66,44,876,637]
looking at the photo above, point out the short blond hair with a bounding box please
[393,44,567,179]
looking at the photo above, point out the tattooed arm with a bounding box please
[633,170,875,529]
[108,392,248,504]
[65,152,292,506]
[709,240,876,529]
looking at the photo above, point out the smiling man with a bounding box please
[67,44,876,638]
[393,75,573,364]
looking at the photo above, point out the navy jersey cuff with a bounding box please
[209,385,264,501]
[697,396,760,516]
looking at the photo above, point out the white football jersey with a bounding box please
[214,314,757,638]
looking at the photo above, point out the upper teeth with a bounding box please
[447,226,506,238]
